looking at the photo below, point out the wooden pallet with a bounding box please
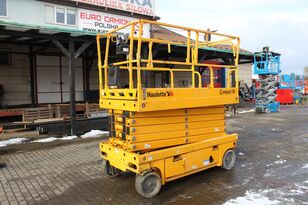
[54,104,86,118]
[85,103,106,118]
[22,106,53,122]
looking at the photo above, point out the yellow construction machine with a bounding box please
[97,20,240,198]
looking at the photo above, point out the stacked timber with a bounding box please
[108,106,225,153]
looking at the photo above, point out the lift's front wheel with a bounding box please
[135,171,162,198]
[222,149,236,170]
[102,160,122,178]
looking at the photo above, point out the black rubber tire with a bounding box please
[0,163,6,169]
[102,160,121,178]
[135,171,162,198]
[222,149,236,170]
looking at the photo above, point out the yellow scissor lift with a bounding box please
[97,20,240,198]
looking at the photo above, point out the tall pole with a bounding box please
[29,45,36,107]
[52,39,91,136]
[69,40,77,135]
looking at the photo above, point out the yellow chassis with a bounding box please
[100,133,237,185]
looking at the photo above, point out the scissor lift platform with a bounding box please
[97,20,240,198]
[101,87,239,112]
[254,47,281,113]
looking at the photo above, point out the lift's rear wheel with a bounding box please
[102,160,122,178]
[222,149,236,170]
[135,171,162,198]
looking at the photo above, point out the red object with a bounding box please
[201,60,223,88]
[305,80,308,95]
[276,89,294,104]
[0,109,23,117]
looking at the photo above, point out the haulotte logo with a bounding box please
[147,91,174,98]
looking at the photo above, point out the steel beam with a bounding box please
[74,41,92,59]
[28,45,36,107]
[69,40,77,135]
[51,39,70,57]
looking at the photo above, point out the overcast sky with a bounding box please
[155,0,308,74]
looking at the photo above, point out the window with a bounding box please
[45,5,76,26]
[56,7,65,24]
[67,9,76,25]
[0,50,11,65]
[0,0,7,17]
[45,5,54,23]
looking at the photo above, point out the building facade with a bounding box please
[0,0,254,108]
[0,0,155,107]
[304,66,308,80]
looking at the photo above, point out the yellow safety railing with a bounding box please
[96,19,240,97]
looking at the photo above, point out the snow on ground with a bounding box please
[33,137,58,143]
[223,190,280,205]
[274,159,287,165]
[225,180,308,205]
[33,136,77,143]
[302,164,308,169]
[290,185,306,195]
[31,130,107,143]
[1,130,108,147]
[62,136,78,140]
[238,109,255,114]
[80,130,108,139]
[28,130,108,143]
[0,138,28,147]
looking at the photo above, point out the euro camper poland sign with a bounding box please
[72,0,155,16]
[78,8,151,37]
